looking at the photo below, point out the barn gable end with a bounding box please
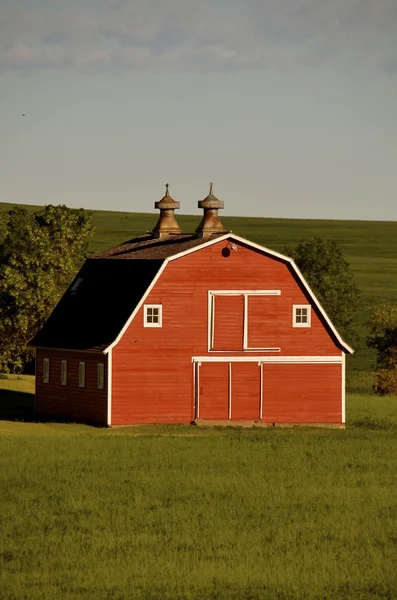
[109,236,349,426]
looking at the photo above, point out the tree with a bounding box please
[283,237,360,343]
[367,303,397,395]
[0,205,94,373]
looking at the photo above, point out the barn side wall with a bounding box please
[111,240,343,425]
[35,348,107,425]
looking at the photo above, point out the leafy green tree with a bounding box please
[367,303,397,394]
[283,237,360,344]
[0,205,94,373]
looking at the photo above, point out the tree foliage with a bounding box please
[0,205,94,373]
[283,237,360,344]
[367,303,397,395]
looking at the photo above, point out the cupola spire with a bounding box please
[152,183,182,238]
[195,183,228,238]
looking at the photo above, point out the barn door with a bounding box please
[230,363,261,420]
[197,362,229,420]
[212,294,244,351]
[196,362,261,421]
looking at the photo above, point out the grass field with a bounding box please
[2,201,397,375]
[1,376,397,599]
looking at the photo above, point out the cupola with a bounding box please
[152,184,182,238]
[195,183,228,238]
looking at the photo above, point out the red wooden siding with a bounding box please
[111,239,343,425]
[261,364,342,423]
[247,295,280,349]
[198,362,229,419]
[213,294,244,351]
[231,362,260,420]
[35,349,107,425]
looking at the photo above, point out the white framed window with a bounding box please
[61,360,67,386]
[144,305,162,327]
[97,363,104,389]
[293,305,311,327]
[43,358,50,383]
[79,362,86,388]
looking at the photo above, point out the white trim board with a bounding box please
[107,348,112,426]
[341,352,346,424]
[192,355,343,364]
[209,289,281,296]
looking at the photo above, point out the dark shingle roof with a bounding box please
[91,233,223,260]
[30,233,226,352]
[30,258,163,352]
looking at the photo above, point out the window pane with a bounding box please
[43,359,49,383]
[61,360,67,386]
[79,362,85,387]
[97,363,104,389]
[144,305,162,326]
[293,305,310,327]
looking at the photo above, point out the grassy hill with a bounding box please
[2,201,397,374]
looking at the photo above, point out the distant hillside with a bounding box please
[2,201,397,373]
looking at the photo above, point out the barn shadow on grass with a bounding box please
[0,389,35,422]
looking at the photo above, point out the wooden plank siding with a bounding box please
[36,349,107,425]
[111,239,342,425]
[262,364,342,423]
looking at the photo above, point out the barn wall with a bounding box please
[36,348,107,425]
[112,239,343,425]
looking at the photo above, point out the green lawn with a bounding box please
[2,202,397,374]
[0,375,396,599]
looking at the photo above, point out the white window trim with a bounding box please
[61,360,67,386]
[293,304,311,328]
[43,358,50,384]
[144,304,162,328]
[97,363,104,390]
[79,361,86,388]
[208,290,281,352]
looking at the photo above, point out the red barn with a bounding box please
[31,185,353,427]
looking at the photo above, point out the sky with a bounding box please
[0,0,397,221]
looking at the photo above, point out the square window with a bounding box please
[97,363,104,389]
[43,358,50,383]
[293,305,311,328]
[79,362,86,388]
[144,305,162,327]
[61,360,67,386]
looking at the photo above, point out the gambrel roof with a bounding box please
[30,232,354,354]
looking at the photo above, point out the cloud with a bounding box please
[0,0,396,74]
